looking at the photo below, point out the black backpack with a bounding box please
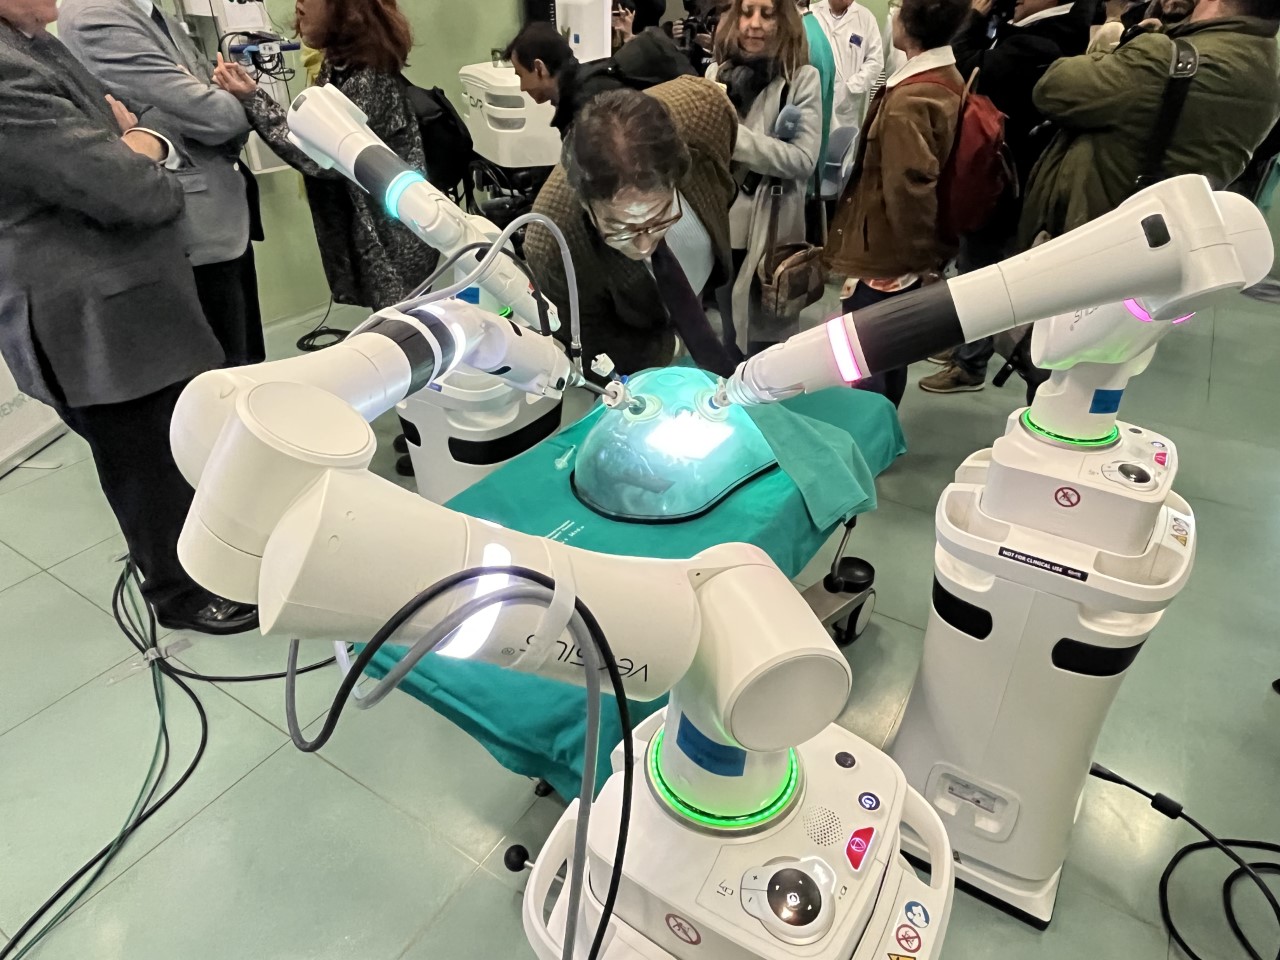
[399,78,476,201]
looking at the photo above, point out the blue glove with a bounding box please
[773,104,803,142]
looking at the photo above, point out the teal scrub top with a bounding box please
[803,12,836,191]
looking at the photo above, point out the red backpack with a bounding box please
[898,68,1013,239]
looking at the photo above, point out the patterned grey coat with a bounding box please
[243,61,439,310]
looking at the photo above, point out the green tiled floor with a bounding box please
[0,301,1276,960]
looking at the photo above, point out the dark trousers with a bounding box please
[954,337,996,378]
[952,189,1022,381]
[843,280,920,409]
[58,381,208,616]
[192,245,266,367]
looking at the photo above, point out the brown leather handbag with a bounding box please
[755,180,825,341]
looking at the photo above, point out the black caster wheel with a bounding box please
[833,590,876,648]
[533,779,554,797]
[504,844,531,873]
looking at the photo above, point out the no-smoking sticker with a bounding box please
[895,923,922,953]
[1054,486,1081,508]
[665,914,701,945]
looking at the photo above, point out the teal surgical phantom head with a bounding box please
[572,367,777,522]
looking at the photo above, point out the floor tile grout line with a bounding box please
[0,647,138,742]
[166,651,327,736]
[40,556,131,617]
[0,565,42,599]
[0,536,47,577]
[305,741,495,870]
[392,859,492,960]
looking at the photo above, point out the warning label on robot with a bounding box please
[1054,486,1082,508]
[999,547,1090,582]
[665,914,701,945]
[894,924,923,953]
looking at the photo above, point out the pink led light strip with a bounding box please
[826,317,863,383]
[1124,299,1194,325]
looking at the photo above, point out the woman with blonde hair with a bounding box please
[707,0,823,357]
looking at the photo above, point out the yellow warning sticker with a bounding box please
[889,954,916,960]
[1173,533,1188,547]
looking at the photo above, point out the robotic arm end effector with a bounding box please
[718,176,1273,408]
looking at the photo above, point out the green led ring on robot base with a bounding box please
[647,728,801,833]
[1020,410,1122,449]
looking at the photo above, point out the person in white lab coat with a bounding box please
[882,0,907,76]
[811,0,884,130]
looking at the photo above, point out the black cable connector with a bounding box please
[1151,792,1184,821]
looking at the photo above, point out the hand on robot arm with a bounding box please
[285,83,561,334]
[719,176,1273,407]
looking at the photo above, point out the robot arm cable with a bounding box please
[283,565,633,960]
[332,579,605,960]
[393,211,582,361]
[405,241,552,337]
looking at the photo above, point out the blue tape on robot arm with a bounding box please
[676,713,747,777]
[1090,389,1125,415]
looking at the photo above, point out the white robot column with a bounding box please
[718,178,1274,929]
[889,396,1196,926]
[888,190,1274,926]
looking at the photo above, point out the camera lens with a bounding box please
[766,868,822,927]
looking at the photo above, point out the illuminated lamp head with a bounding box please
[572,367,777,522]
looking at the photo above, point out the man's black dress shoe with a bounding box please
[157,597,259,636]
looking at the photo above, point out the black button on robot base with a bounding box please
[767,868,823,927]
[1119,463,1152,484]
[835,752,856,769]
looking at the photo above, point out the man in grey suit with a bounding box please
[59,0,266,366]
[0,0,257,634]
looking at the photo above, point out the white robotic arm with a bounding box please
[173,296,851,819]
[171,298,576,491]
[721,177,1270,411]
[286,84,559,332]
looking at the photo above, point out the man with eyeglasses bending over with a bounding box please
[524,79,741,378]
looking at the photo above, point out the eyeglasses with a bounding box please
[588,193,684,244]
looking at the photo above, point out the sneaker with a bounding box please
[920,365,985,393]
[926,349,954,365]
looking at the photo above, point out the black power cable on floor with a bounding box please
[0,563,209,960]
[0,562,339,958]
[295,298,348,353]
[1090,762,1280,960]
